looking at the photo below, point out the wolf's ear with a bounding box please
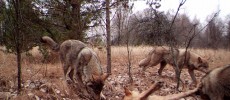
[124,87,132,96]
[198,57,203,63]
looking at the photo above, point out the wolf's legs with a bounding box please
[63,64,72,83]
[188,69,197,85]
[60,53,73,83]
[72,60,80,83]
[73,64,86,91]
[158,60,167,75]
[71,63,83,85]
[72,67,78,83]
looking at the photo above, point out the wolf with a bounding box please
[125,64,230,100]
[139,46,209,84]
[41,36,109,100]
[123,81,199,100]
[196,64,230,100]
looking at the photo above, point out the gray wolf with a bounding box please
[123,81,199,100]
[139,46,209,84]
[41,36,109,100]
[196,64,230,100]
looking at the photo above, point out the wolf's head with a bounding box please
[194,57,209,73]
[86,73,109,100]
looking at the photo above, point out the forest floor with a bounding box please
[0,46,229,100]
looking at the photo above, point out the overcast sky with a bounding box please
[132,0,230,23]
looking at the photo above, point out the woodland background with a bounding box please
[1,0,230,49]
[0,0,230,99]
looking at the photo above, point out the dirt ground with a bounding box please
[0,46,229,100]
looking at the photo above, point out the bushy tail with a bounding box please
[138,57,151,67]
[41,36,60,52]
[139,48,156,67]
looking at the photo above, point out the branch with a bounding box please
[167,0,187,90]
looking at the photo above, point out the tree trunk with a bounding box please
[117,0,121,45]
[70,0,83,40]
[106,0,111,74]
[14,0,22,92]
[16,45,21,92]
[126,34,133,82]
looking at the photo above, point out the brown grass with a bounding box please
[0,46,230,99]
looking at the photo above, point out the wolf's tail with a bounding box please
[41,36,60,52]
[138,57,151,67]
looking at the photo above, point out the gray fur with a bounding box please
[199,64,230,100]
[139,46,209,84]
[41,36,109,99]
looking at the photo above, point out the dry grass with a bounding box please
[94,46,153,68]
[0,46,230,99]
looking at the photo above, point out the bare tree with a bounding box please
[204,18,223,49]
[126,27,133,82]
[164,0,187,89]
[173,14,195,45]
[14,0,22,92]
[115,0,122,45]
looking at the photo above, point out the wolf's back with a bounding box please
[201,64,230,99]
